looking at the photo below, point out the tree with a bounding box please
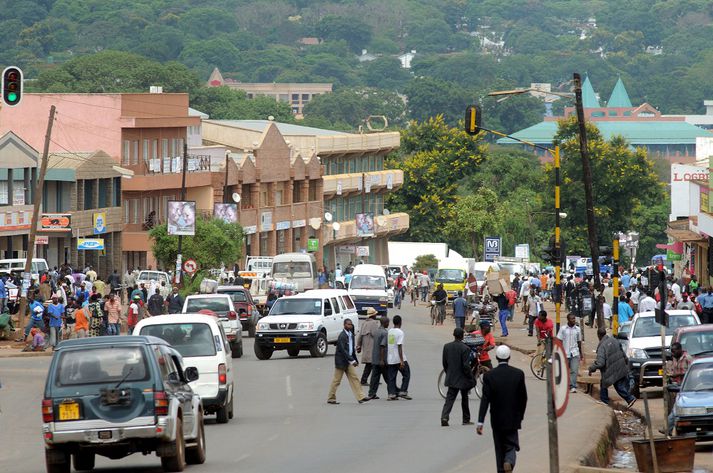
[316,15,372,53]
[149,218,244,271]
[302,87,406,129]
[189,86,294,122]
[413,254,439,272]
[403,77,471,125]
[363,57,411,90]
[444,189,501,260]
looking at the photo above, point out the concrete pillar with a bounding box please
[7,168,12,206]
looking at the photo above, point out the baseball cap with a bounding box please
[496,345,511,360]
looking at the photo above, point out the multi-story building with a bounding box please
[202,120,409,269]
[207,68,332,117]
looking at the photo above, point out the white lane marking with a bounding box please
[285,375,292,397]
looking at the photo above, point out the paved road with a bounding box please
[0,302,606,473]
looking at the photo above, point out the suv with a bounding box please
[216,285,260,337]
[254,289,358,360]
[624,310,700,397]
[42,336,206,473]
[183,294,243,358]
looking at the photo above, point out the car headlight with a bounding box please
[297,322,314,330]
[379,297,388,302]
[678,407,707,416]
[257,322,269,331]
[627,348,648,359]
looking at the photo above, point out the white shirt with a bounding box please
[602,302,612,319]
[557,324,581,358]
[520,279,531,298]
[529,294,542,317]
[387,328,406,365]
[672,283,682,302]
[639,296,657,312]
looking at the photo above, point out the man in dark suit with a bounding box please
[477,345,528,473]
[327,318,369,405]
[441,327,475,426]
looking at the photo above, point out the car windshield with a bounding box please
[632,315,697,338]
[474,271,486,281]
[185,297,230,313]
[679,330,713,357]
[140,323,217,357]
[498,263,522,275]
[273,261,312,277]
[138,272,163,282]
[437,269,465,283]
[350,275,386,290]
[55,346,149,386]
[217,289,248,303]
[270,298,322,316]
[683,364,713,392]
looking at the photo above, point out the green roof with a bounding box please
[582,76,601,108]
[497,120,712,146]
[607,78,633,108]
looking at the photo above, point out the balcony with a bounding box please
[323,212,409,244]
[323,170,404,197]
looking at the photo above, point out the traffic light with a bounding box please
[2,66,22,106]
[599,246,613,265]
[464,105,481,135]
[541,236,565,265]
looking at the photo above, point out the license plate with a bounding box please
[98,430,112,440]
[658,369,664,376]
[274,337,291,343]
[58,402,80,421]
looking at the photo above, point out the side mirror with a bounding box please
[324,307,333,316]
[667,383,681,393]
[168,372,180,384]
[184,366,199,383]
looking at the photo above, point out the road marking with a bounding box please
[235,453,250,463]
[285,375,292,397]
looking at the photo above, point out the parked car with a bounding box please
[136,270,171,288]
[254,289,358,360]
[672,325,713,359]
[624,310,700,397]
[670,357,713,440]
[216,285,260,337]
[42,336,205,473]
[182,294,243,358]
[135,314,236,423]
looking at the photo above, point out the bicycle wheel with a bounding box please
[530,355,546,380]
[437,369,447,398]
[430,305,436,325]
[475,365,490,399]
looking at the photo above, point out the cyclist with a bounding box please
[470,320,495,369]
[533,309,554,371]
[431,283,448,325]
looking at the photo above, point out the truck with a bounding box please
[435,257,470,301]
[245,256,274,276]
[387,241,449,269]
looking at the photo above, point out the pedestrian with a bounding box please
[107,269,121,295]
[532,309,553,374]
[327,318,369,405]
[22,296,45,341]
[85,266,97,282]
[63,298,76,340]
[104,293,122,335]
[367,316,389,400]
[357,307,379,385]
[527,288,542,337]
[588,328,636,408]
[601,296,612,329]
[159,280,171,300]
[505,287,517,321]
[452,290,468,329]
[74,305,88,338]
[86,293,104,337]
[165,286,184,314]
[617,295,634,324]
[699,287,713,324]
[24,327,45,352]
[664,341,692,434]
[494,292,510,337]
[386,315,411,400]
[128,295,141,333]
[638,291,657,312]
[557,313,583,393]
[678,293,694,311]
[0,275,6,313]
[440,327,476,426]
[147,288,164,316]
[47,296,65,348]
[519,277,531,323]
[477,345,528,473]
[419,271,431,302]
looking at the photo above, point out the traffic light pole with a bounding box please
[174,143,188,286]
[612,239,620,335]
[554,145,562,333]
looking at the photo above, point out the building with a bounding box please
[664,100,713,131]
[499,77,713,165]
[206,68,332,117]
[201,120,408,269]
[397,51,416,69]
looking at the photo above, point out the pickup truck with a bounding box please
[182,294,244,358]
[216,285,260,337]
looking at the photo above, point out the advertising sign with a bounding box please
[35,235,49,245]
[261,211,273,232]
[77,238,105,250]
[213,203,238,224]
[515,244,530,260]
[93,212,106,234]
[356,246,370,257]
[167,201,196,236]
[484,236,502,262]
[276,221,290,231]
[356,212,375,237]
[41,213,71,232]
[307,237,319,252]
[338,245,356,254]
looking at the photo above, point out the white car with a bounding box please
[254,289,358,360]
[182,294,243,358]
[134,314,236,423]
[348,264,389,317]
[136,270,171,287]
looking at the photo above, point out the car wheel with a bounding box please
[287,347,300,357]
[248,324,256,338]
[186,412,207,465]
[72,452,95,471]
[231,342,243,359]
[45,448,70,473]
[310,332,328,358]
[228,389,235,420]
[254,343,273,360]
[160,417,186,472]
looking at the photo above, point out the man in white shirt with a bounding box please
[601,296,613,329]
[638,292,657,312]
[386,315,411,401]
[671,278,682,303]
[557,313,583,393]
[519,277,531,324]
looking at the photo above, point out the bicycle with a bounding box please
[530,338,548,380]
[438,336,490,399]
[430,298,446,325]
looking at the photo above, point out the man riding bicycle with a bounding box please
[532,309,554,372]
[431,284,448,326]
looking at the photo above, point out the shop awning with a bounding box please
[666,227,705,242]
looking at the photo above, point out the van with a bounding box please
[0,258,49,279]
[348,264,389,317]
[436,257,469,300]
[245,256,274,275]
[136,270,171,287]
[134,314,236,423]
[271,252,318,292]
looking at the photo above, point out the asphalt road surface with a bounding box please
[0,302,561,473]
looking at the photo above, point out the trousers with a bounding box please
[600,376,634,404]
[441,387,470,423]
[493,429,520,473]
[499,309,509,336]
[455,317,465,329]
[368,363,388,397]
[327,364,365,402]
[387,361,411,396]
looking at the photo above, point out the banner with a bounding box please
[93,212,106,234]
[77,238,105,250]
[41,213,71,232]
[356,212,375,237]
[167,201,196,236]
[356,246,370,257]
[213,203,237,224]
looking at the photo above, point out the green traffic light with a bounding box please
[7,92,17,103]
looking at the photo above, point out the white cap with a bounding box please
[496,345,511,360]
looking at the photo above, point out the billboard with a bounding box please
[484,236,502,262]
[167,201,196,236]
[356,212,374,237]
[77,238,105,250]
[93,212,106,234]
[41,213,71,232]
[213,203,237,224]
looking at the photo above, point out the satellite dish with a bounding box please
[376,216,386,226]
[232,193,241,203]
[324,212,333,222]
[383,209,391,216]
[309,218,322,230]
[332,222,341,231]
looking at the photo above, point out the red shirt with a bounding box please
[534,318,554,340]
[472,330,496,362]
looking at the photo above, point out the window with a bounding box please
[123,200,129,223]
[113,177,121,207]
[142,139,149,162]
[98,179,108,208]
[132,199,139,223]
[330,298,341,313]
[293,182,302,203]
[0,181,7,205]
[276,190,283,206]
[291,94,299,104]
[140,323,217,358]
[341,295,355,310]
[162,139,169,158]
[153,139,158,159]
[302,94,310,102]
[308,180,317,201]
[131,141,139,165]
[279,94,288,102]
[122,140,130,165]
[84,179,95,210]
[170,138,175,158]
[55,347,149,386]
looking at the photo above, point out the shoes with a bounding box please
[441,419,449,427]
[462,421,474,425]
[387,396,399,401]
[358,398,370,404]
[627,398,637,409]
[327,400,340,405]
[399,393,412,400]
[570,388,577,393]
[503,462,513,472]
[367,395,379,400]
[527,333,533,337]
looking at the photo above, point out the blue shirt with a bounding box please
[453,297,468,318]
[29,300,44,321]
[530,277,541,288]
[618,301,634,323]
[621,274,631,289]
[47,303,65,327]
[0,278,5,298]
[701,293,713,309]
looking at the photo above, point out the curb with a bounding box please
[0,350,53,358]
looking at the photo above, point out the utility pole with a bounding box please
[573,72,603,328]
[174,143,188,285]
[553,145,562,333]
[546,337,560,473]
[612,238,620,335]
[223,152,230,204]
[18,105,56,332]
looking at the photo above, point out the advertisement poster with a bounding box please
[41,213,71,232]
[355,212,375,237]
[167,201,196,236]
[213,203,237,224]
[93,212,106,234]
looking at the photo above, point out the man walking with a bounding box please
[327,319,369,404]
[47,296,64,348]
[557,313,584,393]
[147,288,165,316]
[165,286,184,314]
[367,316,390,400]
[477,345,528,473]
[452,291,468,329]
[357,307,379,385]
[386,315,411,400]
[494,292,510,337]
[588,328,636,408]
[440,327,475,426]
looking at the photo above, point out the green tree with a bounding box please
[189,86,294,122]
[362,57,411,90]
[413,254,439,272]
[302,87,406,129]
[316,15,372,53]
[149,218,244,271]
[444,189,500,260]
[403,77,471,125]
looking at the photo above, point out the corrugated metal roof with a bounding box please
[207,120,347,136]
[497,121,713,145]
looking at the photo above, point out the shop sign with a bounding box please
[307,238,319,252]
[77,238,104,250]
[41,213,71,232]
